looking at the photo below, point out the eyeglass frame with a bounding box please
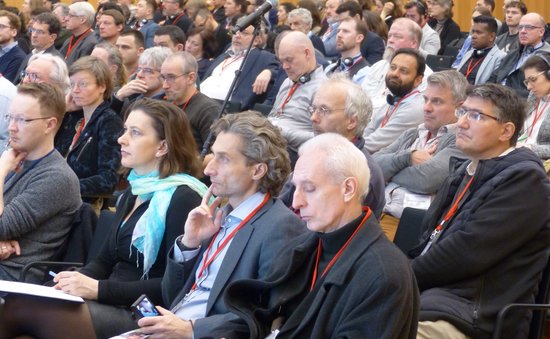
[159,72,192,84]
[454,107,499,122]
[0,23,13,30]
[307,104,346,117]
[28,27,50,35]
[4,114,53,126]
[22,71,42,82]
[523,70,546,87]
[518,24,543,31]
[136,66,160,75]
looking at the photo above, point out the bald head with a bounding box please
[278,31,317,81]
[385,18,422,59]
[519,13,546,47]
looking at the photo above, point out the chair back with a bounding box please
[393,208,426,255]
[426,55,455,72]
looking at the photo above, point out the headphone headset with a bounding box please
[342,57,354,67]
[473,48,490,58]
[386,93,401,106]
[297,72,311,84]
[533,52,550,80]
[141,18,149,24]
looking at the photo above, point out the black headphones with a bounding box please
[342,57,354,67]
[297,72,312,84]
[534,52,550,80]
[386,93,401,106]
[473,48,490,58]
[141,18,149,24]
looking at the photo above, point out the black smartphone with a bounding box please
[131,294,160,319]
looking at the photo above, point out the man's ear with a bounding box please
[342,177,358,203]
[251,162,268,181]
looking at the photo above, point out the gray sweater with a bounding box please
[0,149,81,281]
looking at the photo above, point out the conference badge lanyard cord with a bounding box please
[310,207,372,291]
[380,90,420,128]
[519,97,550,142]
[420,176,474,256]
[65,29,92,60]
[191,193,270,291]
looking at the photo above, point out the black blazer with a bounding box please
[428,17,461,55]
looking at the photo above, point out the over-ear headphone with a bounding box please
[534,52,550,80]
[473,48,489,58]
[141,18,149,25]
[386,93,401,106]
[297,72,311,84]
[342,57,354,67]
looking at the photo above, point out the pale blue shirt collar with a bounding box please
[0,41,18,57]
[223,191,267,223]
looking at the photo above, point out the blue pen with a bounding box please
[48,271,57,278]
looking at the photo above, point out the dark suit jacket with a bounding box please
[428,18,461,55]
[59,30,99,66]
[138,20,159,48]
[0,45,27,83]
[161,198,305,339]
[14,45,63,84]
[360,31,385,65]
[201,48,280,110]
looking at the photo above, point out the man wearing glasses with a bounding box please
[14,12,62,85]
[59,2,99,67]
[410,83,550,339]
[0,83,81,282]
[161,52,220,151]
[0,10,26,84]
[490,12,550,98]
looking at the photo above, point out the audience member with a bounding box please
[193,8,231,56]
[153,24,186,52]
[320,0,343,58]
[426,0,461,55]
[363,10,388,42]
[52,3,72,49]
[449,6,491,70]
[288,8,325,55]
[410,83,550,339]
[161,0,192,33]
[60,2,99,66]
[268,31,327,159]
[454,15,505,85]
[279,75,386,218]
[185,26,218,81]
[91,42,128,92]
[373,70,468,240]
[0,10,26,83]
[208,133,419,339]
[363,48,425,154]
[55,56,123,206]
[222,0,246,29]
[209,0,226,24]
[133,111,305,339]
[277,2,296,27]
[325,17,370,82]
[116,29,145,79]
[22,53,71,95]
[0,83,81,282]
[380,0,404,28]
[161,52,220,151]
[298,0,322,35]
[0,76,16,153]
[518,53,550,160]
[132,0,158,48]
[112,46,171,116]
[15,12,62,84]
[97,9,125,45]
[0,98,208,339]
[495,0,527,53]
[201,17,279,110]
[476,0,502,32]
[404,0,440,57]
[491,12,550,98]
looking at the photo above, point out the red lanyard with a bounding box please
[170,12,186,25]
[381,90,419,128]
[65,29,91,59]
[221,55,243,72]
[279,83,300,112]
[192,194,270,290]
[176,90,197,111]
[68,118,85,154]
[310,207,372,291]
[465,57,485,79]
[527,98,550,138]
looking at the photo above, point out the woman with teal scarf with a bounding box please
[0,99,207,339]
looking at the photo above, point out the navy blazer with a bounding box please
[201,48,280,110]
[138,20,159,48]
[0,45,27,83]
[161,198,305,339]
[360,31,385,65]
[428,18,461,55]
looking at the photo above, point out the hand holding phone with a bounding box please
[131,294,160,319]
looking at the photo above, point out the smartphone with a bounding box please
[131,294,160,319]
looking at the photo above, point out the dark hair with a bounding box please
[521,52,550,74]
[126,98,202,178]
[472,14,497,34]
[298,0,321,29]
[466,84,526,145]
[97,2,124,15]
[100,8,126,26]
[18,83,66,130]
[404,0,427,17]
[340,17,368,39]
[211,111,291,196]
[143,0,158,12]
[479,0,495,12]
[363,10,387,41]
[120,28,145,48]
[336,1,363,19]
[154,25,187,45]
[232,0,248,14]
[187,26,218,59]
[30,7,49,17]
[382,0,404,19]
[34,12,61,36]
[392,48,426,77]
[505,0,527,15]
[279,2,297,14]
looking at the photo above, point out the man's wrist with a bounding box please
[178,235,199,251]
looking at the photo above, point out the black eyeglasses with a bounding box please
[455,107,499,122]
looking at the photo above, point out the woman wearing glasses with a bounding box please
[519,53,550,161]
[55,56,123,207]
[0,99,206,339]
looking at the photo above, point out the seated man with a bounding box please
[134,111,305,339]
[373,70,468,241]
[268,31,327,160]
[208,133,419,338]
[201,18,279,110]
[410,83,550,339]
[363,48,425,154]
[0,83,81,282]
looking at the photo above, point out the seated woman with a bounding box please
[0,99,207,339]
[185,26,218,81]
[54,56,123,206]
[519,53,550,161]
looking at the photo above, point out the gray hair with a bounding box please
[426,70,469,104]
[164,51,198,74]
[298,133,370,199]
[28,53,70,95]
[69,2,96,27]
[94,42,127,89]
[288,8,313,30]
[139,46,173,69]
[53,3,69,16]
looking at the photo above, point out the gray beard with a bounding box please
[383,47,395,61]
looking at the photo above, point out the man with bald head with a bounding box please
[490,12,550,97]
[358,18,432,114]
[268,31,327,164]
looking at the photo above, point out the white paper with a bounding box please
[0,280,84,303]
[403,192,432,210]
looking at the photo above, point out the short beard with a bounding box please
[383,47,395,61]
